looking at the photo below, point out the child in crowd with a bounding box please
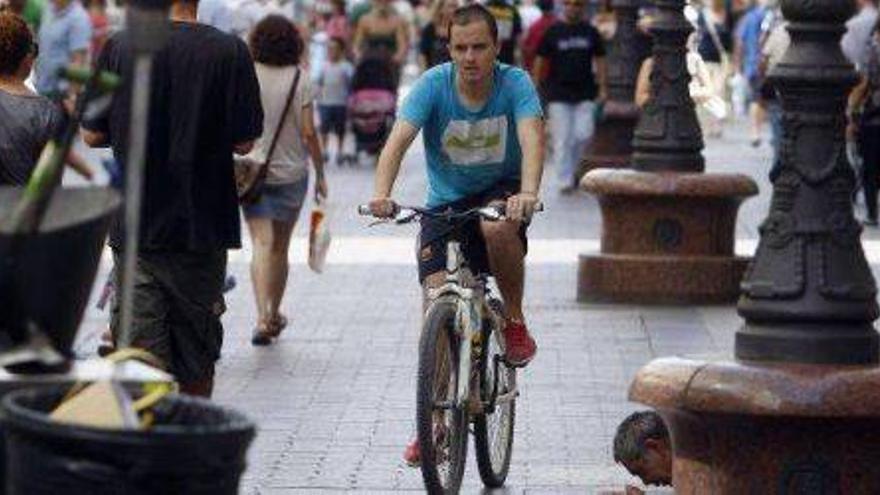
[317,37,354,165]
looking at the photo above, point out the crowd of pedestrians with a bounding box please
[0,0,824,388]
[3,0,880,490]
[0,0,617,415]
[0,0,874,410]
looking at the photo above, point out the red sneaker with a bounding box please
[502,320,537,367]
[403,437,421,467]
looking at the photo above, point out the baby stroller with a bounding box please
[348,56,397,158]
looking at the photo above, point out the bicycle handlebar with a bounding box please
[357,201,544,223]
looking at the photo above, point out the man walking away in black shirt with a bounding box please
[533,0,607,194]
[82,0,263,397]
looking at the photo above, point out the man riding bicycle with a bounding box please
[366,3,544,465]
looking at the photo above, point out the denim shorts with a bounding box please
[242,178,309,223]
[319,105,347,136]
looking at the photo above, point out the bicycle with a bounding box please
[358,202,541,494]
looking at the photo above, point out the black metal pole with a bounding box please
[735,0,880,364]
[606,0,642,103]
[117,0,172,348]
[631,0,704,173]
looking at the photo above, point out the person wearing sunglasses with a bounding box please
[532,0,607,194]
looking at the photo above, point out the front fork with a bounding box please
[428,241,484,413]
[455,297,480,411]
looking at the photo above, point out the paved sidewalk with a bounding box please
[71,117,875,493]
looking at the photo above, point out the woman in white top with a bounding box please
[244,16,327,345]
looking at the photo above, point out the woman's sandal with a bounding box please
[267,313,288,337]
[251,326,274,346]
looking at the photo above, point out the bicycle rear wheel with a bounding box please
[417,300,468,494]
[474,300,516,488]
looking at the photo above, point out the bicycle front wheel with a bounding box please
[417,300,468,494]
[474,304,516,488]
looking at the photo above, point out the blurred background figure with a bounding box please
[418,0,456,70]
[518,0,540,33]
[317,36,354,165]
[733,0,771,147]
[760,1,786,181]
[34,0,92,99]
[843,0,878,72]
[533,0,606,194]
[593,0,614,41]
[521,0,556,79]
[0,12,92,185]
[484,0,522,65]
[849,18,880,226]
[0,0,45,31]
[198,0,236,33]
[325,0,351,46]
[353,0,409,86]
[691,0,733,138]
[87,0,108,62]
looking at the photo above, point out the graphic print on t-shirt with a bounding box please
[441,116,508,166]
[558,36,592,51]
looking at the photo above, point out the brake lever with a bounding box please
[395,211,418,225]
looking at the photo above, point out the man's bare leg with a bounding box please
[481,220,526,322]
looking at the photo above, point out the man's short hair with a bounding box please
[0,12,32,76]
[538,0,554,13]
[448,4,498,43]
[613,411,669,464]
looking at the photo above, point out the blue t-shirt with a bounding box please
[736,6,766,80]
[35,1,92,96]
[399,62,543,207]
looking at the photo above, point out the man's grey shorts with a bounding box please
[111,250,227,384]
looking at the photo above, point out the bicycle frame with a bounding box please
[424,241,518,413]
[425,241,481,410]
[359,203,532,414]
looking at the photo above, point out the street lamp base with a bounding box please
[579,169,758,305]
[736,322,879,365]
[578,254,751,304]
[631,357,880,493]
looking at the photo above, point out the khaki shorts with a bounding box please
[111,250,226,384]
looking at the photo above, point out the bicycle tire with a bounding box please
[417,299,468,495]
[473,299,516,488]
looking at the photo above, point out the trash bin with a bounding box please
[0,187,121,355]
[1,386,256,495]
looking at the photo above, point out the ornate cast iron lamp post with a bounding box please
[631,1,880,491]
[578,0,649,174]
[579,0,757,303]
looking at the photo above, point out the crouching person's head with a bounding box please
[613,411,673,488]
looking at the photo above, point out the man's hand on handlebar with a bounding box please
[506,192,540,222]
[368,197,399,219]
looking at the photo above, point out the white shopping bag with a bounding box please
[308,202,331,273]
